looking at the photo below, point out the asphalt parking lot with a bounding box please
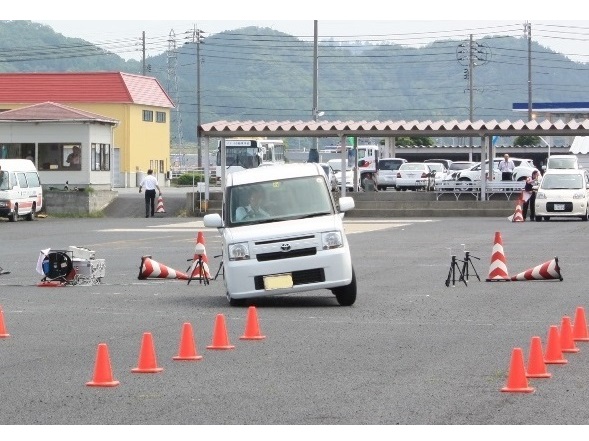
[1,215,589,428]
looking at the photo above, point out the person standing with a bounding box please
[522,169,541,221]
[498,154,515,181]
[139,169,161,218]
[362,172,378,192]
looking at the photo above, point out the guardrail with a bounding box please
[435,180,525,201]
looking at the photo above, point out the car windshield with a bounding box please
[0,171,8,190]
[228,175,334,226]
[541,174,584,190]
[548,158,576,169]
[449,162,474,170]
[328,160,347,172]
[427,163,444,173]
[401,164,426,171]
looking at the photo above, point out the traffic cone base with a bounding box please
[573,306,589,342]
[544,325,568,364]
[132,332,164,373]
[86,343,120,387]
[486,232,511,282]
[240,306,266,340]
[207,314,235,350]
[526,336,552,379]
[511,257,563,281]
[512,200,524,222]
[0,307,10,338]
[560,316,580,353]
[173,322,203,361]
[156,196,165,213]
[138,255,189,280]
[501,347,534,393]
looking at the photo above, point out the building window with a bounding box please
[143,110,154,122]
[156,111,166,123]
[37,143,82,171]
[91,143,111,171]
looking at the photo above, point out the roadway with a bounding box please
[0,216,588,429]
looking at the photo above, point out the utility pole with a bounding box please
[456,36,489,162]
[142,31,146,76]
[525,22,533,121]
[308,20,319,163]
[193,26,205,168]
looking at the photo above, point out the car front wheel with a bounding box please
[332,268,357,306]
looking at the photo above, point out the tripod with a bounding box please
[459,251,480,283]
[445,255,467,287]
[186,255,209,286]
[213,253,224,281]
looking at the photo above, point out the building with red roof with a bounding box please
[0,72,175,187]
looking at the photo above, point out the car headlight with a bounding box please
[573,192,585,199]
[228,242,250,261]
[322,231,343,250]
[536,192,546,199]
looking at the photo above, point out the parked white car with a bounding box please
[328,158,359,192]
[319,163,337,191]
[375,158,407,190]
[545,154,580,171]
[534,169,589,221]
[396,162,434,191]
[454,157,538,182]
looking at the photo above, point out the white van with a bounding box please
[0,159,43,221]
[203,163,357,306]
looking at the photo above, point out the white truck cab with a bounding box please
[203,163,357,306]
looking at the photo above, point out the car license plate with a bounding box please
[554,204,565,211]
[263,273,293,290]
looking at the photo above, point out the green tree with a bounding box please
[394,136,434,146]
[514,135,541,146]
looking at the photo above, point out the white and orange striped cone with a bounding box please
[156,196,165,213]
[511,257,563,281]
[188,233,211,281]
[510,199,524,222]
[486,231,511,282]
[138,255,189,280]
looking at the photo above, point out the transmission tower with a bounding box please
[167,30,184,161]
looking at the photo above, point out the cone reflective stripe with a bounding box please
[512,199,524,222]
[189,232,211,280]
[156,196,165,213]
[486,231,511,282]
[138,255,189,280]
[511,257,563,281]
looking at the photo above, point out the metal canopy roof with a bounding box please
[200,118,589,138]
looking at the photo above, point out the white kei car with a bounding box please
[535,169,589,222]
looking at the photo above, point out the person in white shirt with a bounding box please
[499,154,515,181]
[235,186,270,221]
[139,169,162,218]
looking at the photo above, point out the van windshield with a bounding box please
[0,171,8,190]
[228,175,334,226]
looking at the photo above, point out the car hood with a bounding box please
[224,215,344,242]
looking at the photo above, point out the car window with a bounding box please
[401,163,426,171]
[378,160,403,171]
[541,174,584,190]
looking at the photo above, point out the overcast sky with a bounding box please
[13,2,589,62]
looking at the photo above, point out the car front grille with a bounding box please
[254,268,325,290]
[256,247,317,262]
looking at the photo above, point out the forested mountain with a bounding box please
[2,20,589,147]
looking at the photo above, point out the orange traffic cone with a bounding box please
[544,325,568,364]
[173,322,203,361]
[526,336,551,379]
[573,306,589,342]
[188,233,211,281]
[501,347,534,393]
[511,257,563,281]
[156,196,165,213]
[86,343,120,387]
[560,316,580,353]
[132,332,163,373]
[511,199,524,222]
[486,231,511,282]
[240,306,266,340]
[0,306,10,338]
[206,314,235,350]
[138,255,189,280]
